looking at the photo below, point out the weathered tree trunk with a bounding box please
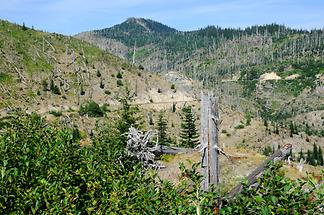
[208,92,220,186]
[200,92,220,191]
[200,92,209,191]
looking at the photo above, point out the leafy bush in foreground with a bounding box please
[0,112,216,214]
[0,112,132,213]
[0,112,323,214]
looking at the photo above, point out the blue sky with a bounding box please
[0,0,323,35]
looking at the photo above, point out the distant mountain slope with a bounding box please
[76,18,323,79]
[76,18,324,125]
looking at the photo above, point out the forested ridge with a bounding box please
[78,18,324,80]
[78,18,324,130]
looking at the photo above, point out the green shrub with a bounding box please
[79,100,105,117]
[42,79,48,92]
[244,112,252,126]
[101,103,109,113]
[160,154,174,162]
[96,70,101,77]
[262,145,274,156]
[100,79,105,89]
[236,139,248,149]
[116,71,123,79]
[0,72,12,83]
[234,124,245,129]
[50,79,61,95]
[80,85,85,95]
[49,110,62,117]
[138,65,144,70]
[117,80,123,87]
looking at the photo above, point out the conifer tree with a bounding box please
[306,149,316,166]
[298,149,304,161]
[22,22,27,31]
[294,124,299,135]
[312,143,318,165]
[50,79,61,95]
[179,106,199,148]
[289,122,299,137]
[274,123,279,134]
[263,145,273,156]
[306,150,312,164]
[305,123,312,136]
[289,148,293,159]
[289,122,294,137]
[318,146,324,166]
[157,111,168,149]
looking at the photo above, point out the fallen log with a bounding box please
[227,144,292,199]
[156,146,194,156]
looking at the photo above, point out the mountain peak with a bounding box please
[90,17,177,47]
[126,17,145,23]
[122,17,177,34]
[125,17,153,32]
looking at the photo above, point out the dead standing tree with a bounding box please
[200,91,220,191]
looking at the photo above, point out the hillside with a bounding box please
[0,20,200,133]
[76,18,324,147]
[0,19,198,109]
[76,18,324,76]
[76,19,324,110]
[1,19,322,152]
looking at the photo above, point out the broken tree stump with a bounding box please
[126,127,163,169]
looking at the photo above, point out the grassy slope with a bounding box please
[0,20,190,109]
[0,20,202,139]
